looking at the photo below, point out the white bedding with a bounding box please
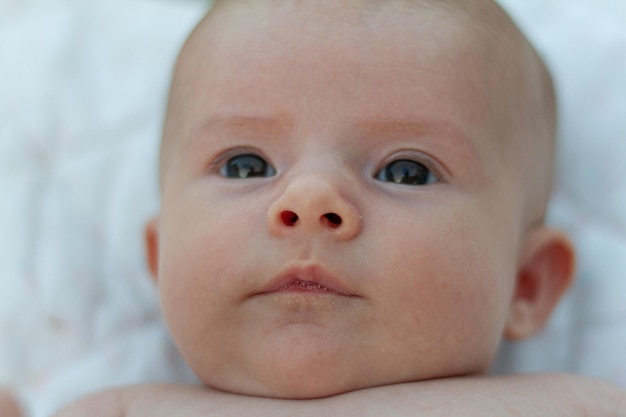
[0,0,624,416]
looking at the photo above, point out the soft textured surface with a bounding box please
[0,0,624,416]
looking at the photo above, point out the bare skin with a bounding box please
[150,0,573,399]
[54,375,626,417]
[0,388,22,417]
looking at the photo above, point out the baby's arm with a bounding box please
[54,374,626,417]
[0,388,23,417]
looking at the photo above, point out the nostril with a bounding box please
[281,210,299,227]
[323,213,342,229]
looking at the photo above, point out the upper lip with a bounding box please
[258,263,358,297]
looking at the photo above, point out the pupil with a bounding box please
[227,155,267,178]
[387,160,428,185]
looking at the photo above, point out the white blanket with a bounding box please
[1,0,625,416]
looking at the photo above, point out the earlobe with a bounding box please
[505,227,576,340]
[144,218,160,282]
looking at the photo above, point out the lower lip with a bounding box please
[274,279,343,295]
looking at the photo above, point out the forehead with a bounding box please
[174,0,501,136]
[155,0,537,194]
[192,1,494,67]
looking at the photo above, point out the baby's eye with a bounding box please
[220,154,276,179]
[375,159,437,186]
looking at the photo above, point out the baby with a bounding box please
[49,0,625,415]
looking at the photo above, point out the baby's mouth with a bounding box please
[276,278,342,295]
[258,264,359,298]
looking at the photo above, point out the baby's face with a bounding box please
[153,1,537,398]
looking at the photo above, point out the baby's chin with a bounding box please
[197,363,460,400]
[209,381,356,400]
[187,343,492,399]
[204,377,381,400]
[200,369,369,399]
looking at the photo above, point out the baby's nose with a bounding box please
[267,175,362,240]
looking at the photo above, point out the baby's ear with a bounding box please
[505,227,576,340]
[144,217,160,283]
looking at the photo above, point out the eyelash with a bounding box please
[374,151,443,185]
[209,147,271,172]
[375,158,438,186]
[220,154,276,179]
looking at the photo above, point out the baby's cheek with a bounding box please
[425,222,514,348]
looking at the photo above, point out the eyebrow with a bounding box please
[190,114,293,143]
[192,115,476,144]
[355,118,480,162]
[356,118,475,146]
